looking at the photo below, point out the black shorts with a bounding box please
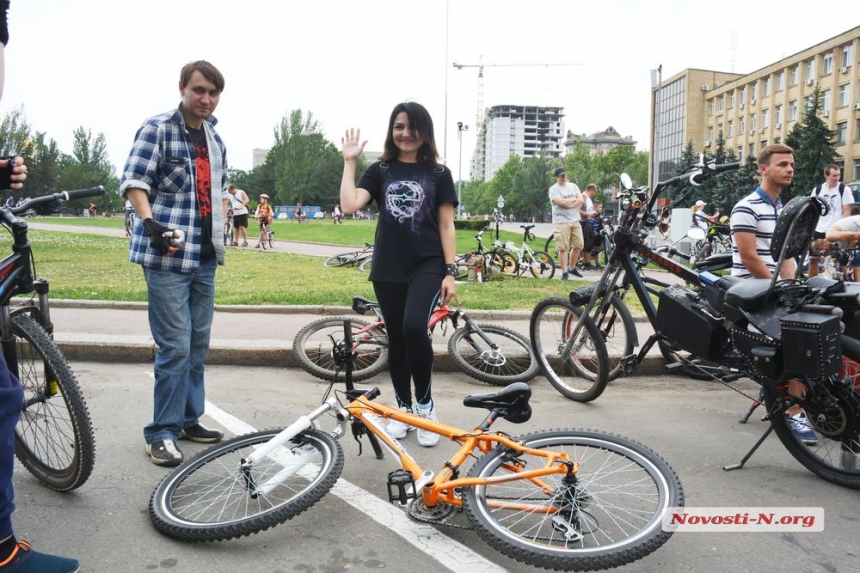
[580,220,594,252]
[233,214,248,228]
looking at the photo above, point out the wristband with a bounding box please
[443,264,458,277]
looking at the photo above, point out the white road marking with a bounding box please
[204,400,507,573]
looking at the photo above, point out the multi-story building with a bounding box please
[565,126,637,155]
[472,104,565,181]
[651,25,860,187]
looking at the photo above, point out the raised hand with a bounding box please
[341,128,367,161]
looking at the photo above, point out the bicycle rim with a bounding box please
[12,313,95,491]
[150,429,344,541]
[447,324,538,385]
[568,297,635,382]
[463,429,683,571]
[292,317,388,382]
[530,297,610,402]
[529,251,556,279]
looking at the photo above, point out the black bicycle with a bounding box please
[323,243,374,269]
[2,187,103,491]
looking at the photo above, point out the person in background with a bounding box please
[121,60,229,467]
[579,184,599,270]
[333,204,342,224]
[254,193,274,248]
[0,2,80,570]
[692,200,719,230]
[340,102,457,448]
[227,184,249,247]
[807,164,853,277]
[548,167,584,279]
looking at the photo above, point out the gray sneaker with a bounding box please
[145,439,184,466]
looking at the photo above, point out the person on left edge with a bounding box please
[0,2,80,570]
[340,102,457,448]
[121,60,229,467]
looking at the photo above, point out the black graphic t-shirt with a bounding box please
[186,125,214,260]
[357,160,457,282]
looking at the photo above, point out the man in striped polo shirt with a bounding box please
[730,143,817,445]
[730,144,796,279]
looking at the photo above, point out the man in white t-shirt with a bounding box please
[227,184,250,246]
[808,164,853,277]
[548,167,584,279]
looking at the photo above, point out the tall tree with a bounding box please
[783,85,839,201]
[57,127,119,213]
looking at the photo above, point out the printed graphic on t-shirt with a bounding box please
[194,143,212,217]
[385,179,426,224]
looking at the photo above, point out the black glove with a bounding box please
[0,1,10,47]
[143,218,174,254]
[0,157,14,191]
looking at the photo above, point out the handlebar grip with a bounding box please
[63,186,106,201]
[712,162,740,173]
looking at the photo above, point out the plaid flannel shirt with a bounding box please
[120,106,229,273]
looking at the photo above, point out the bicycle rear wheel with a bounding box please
[292,317,388,382]
[323,253,354,268]
[763,336,860,488]
[529,251,556,279]
[569,295,635,382]
[268,229,274,249]
[530,297,610,402]
[359,257,373,273]
[463,429,683,571]
[150,428,343,541]
[447,324,538,385]
[12,313,95,491]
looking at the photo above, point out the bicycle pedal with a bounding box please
[620,354,637,374]
[387,469,417,506]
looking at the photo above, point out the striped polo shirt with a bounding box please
[730,187,782,278]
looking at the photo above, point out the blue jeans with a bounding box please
[142,258,217,444]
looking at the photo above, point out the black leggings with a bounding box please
[373,275,441,410]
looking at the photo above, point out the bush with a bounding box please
[454,220,492,231]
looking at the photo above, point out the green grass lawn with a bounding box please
[10,229,589,310]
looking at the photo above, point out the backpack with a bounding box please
[813,182,846,198]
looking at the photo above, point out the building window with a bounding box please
[824,52,834,75]
[823,89,832,115]
[750,113,757,131]
[806,59,816,81]
[762,109,770,128]
[708,101,715,115]
[777,71,785,92]
[854,160,860,182]
[761,140,768,149]
[737,146,743,157]
[729,92,735,108]
[789,100,798,121]
[856,117,860,140]
[718,96,724,113]
[763,77,771,97]
[843,45,854,69]
[749,144,756,158]
[739,117,745,134]
[718,123,723,136]
[790,66,799,86]
[728,120,733,137]
[775,105,783,125]
[838,83,851,107]
[805,95,814,111]
[708,126,714,141]
[751,82,758,101]
[740,86,746,103]
[836,122,847,144]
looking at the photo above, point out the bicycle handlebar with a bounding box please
[689,162,740,185]
[7,186,106,218]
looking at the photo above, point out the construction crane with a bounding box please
[452,57,584,132]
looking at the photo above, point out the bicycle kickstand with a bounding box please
[723,423,775,472]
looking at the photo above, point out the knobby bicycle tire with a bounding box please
[292,317,388,382]
[12,313,95,491]
[447,324,538,385]
[462,429,683,571]
[150,428,343,541]
[763,336,860,489]
[529,297,610,402]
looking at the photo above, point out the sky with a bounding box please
[1,1,856,180]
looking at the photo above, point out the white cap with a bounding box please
[695,200,707,207]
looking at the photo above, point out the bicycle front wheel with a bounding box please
[12,313,95,491]
[570,295,636,382]
[323,253,354,268]
[150,428,343,541]
[529,251,556,279]
[530,297,610,402]
[358,257,373,273]
[447,324,538,385]
[463,429,683,571]
[292,317,388,382]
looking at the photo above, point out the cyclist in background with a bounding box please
[254,194,274,249]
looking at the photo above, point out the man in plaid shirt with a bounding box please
[121,60,230,467]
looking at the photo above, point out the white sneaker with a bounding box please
[387,406,415,439]
[416,401,439,447]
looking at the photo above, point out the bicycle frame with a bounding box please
[243,386,576,509]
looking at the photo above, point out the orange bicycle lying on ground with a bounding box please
[150,320,684,571]
[292,295,538,386]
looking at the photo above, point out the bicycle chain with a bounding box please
[675,353,762,403]
[405,498,467,529]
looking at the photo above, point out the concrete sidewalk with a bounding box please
[42,299,668,375]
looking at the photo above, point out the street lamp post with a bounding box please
[457,122,469,217]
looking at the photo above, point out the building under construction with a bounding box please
[472,105,566,181]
